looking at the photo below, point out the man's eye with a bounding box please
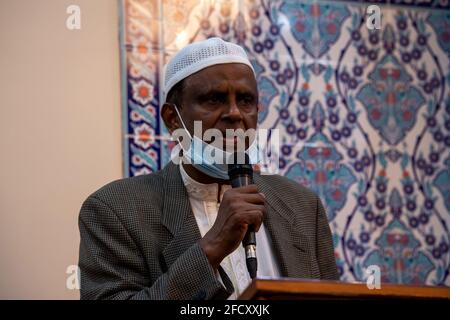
[240,96,254,105]
[207,95,223,104]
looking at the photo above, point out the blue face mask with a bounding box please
[172,104,259,180]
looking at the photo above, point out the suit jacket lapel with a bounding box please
[254,174,315,279]
[160,163,202,268]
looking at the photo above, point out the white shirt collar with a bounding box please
[179,163,231,202]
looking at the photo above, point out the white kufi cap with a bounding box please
[162,37,255,104]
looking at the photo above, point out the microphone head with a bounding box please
[228,152,253,179]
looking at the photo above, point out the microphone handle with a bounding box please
[230,173,257,279]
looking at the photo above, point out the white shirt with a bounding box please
[179,163,280,299]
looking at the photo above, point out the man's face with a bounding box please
[167,63,258,147]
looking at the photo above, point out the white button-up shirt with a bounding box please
[179,163,280,299]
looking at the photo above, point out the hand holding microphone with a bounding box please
[199,153,264,279]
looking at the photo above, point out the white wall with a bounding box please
[0,0,122,299]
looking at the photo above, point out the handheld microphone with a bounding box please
[228,153,257,279]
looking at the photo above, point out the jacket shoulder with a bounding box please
[84,171,165,212]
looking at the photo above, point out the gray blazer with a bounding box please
[78,162,338,300]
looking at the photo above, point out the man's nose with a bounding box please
[222,100,243,122]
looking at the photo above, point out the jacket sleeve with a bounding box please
[315,196,340,280]
[78,195,234,300]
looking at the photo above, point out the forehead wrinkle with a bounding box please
[183,65,257,96]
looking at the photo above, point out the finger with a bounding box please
[232,204,266,216]
[232,184,259,193]
[236,207,265,228]
[239,193,265,204]
[243,210,264,231]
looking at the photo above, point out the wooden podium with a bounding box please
[238,278,450,300]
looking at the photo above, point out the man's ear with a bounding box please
[161,103,180,133]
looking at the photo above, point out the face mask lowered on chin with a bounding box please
[172,104,259,180]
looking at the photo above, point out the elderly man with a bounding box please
[78,37,338,300]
